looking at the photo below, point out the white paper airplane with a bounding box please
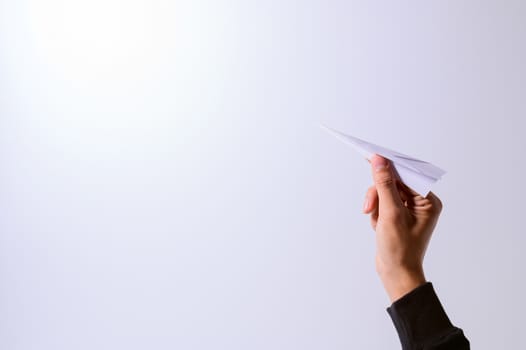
[321,125,446,197]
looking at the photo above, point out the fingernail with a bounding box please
[372,155,388,172]
[363,198,369,212]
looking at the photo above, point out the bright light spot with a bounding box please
[28,0,160,83]
[19,0,229,153]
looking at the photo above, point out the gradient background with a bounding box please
[1,1,525,349]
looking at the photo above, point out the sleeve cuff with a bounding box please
[386,282,456,349]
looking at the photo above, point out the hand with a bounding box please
[363,154,443,302]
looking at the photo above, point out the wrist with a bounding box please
[378,266,426,303]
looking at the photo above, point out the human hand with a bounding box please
[362,154,443,302]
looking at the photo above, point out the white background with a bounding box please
[1,1,525,349]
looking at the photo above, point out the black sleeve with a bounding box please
[386,282,470,350]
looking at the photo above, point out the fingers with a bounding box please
[396,181,443,213]
[370,206,378,230]
[363,186,378,214]
[424,191,443,215]
[370,154,403,216]
[362,186,379,229]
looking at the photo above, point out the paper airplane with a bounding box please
[322,125,446,197]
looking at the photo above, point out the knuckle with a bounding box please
[435,198,443,213]
[428,193,443,214]
[374,174,395,188]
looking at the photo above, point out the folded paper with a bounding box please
[321,125,446,197]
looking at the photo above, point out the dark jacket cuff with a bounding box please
[386,282,463,349]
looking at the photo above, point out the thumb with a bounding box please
[370,154,402,215]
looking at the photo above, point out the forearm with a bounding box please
[387,282,470,350]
